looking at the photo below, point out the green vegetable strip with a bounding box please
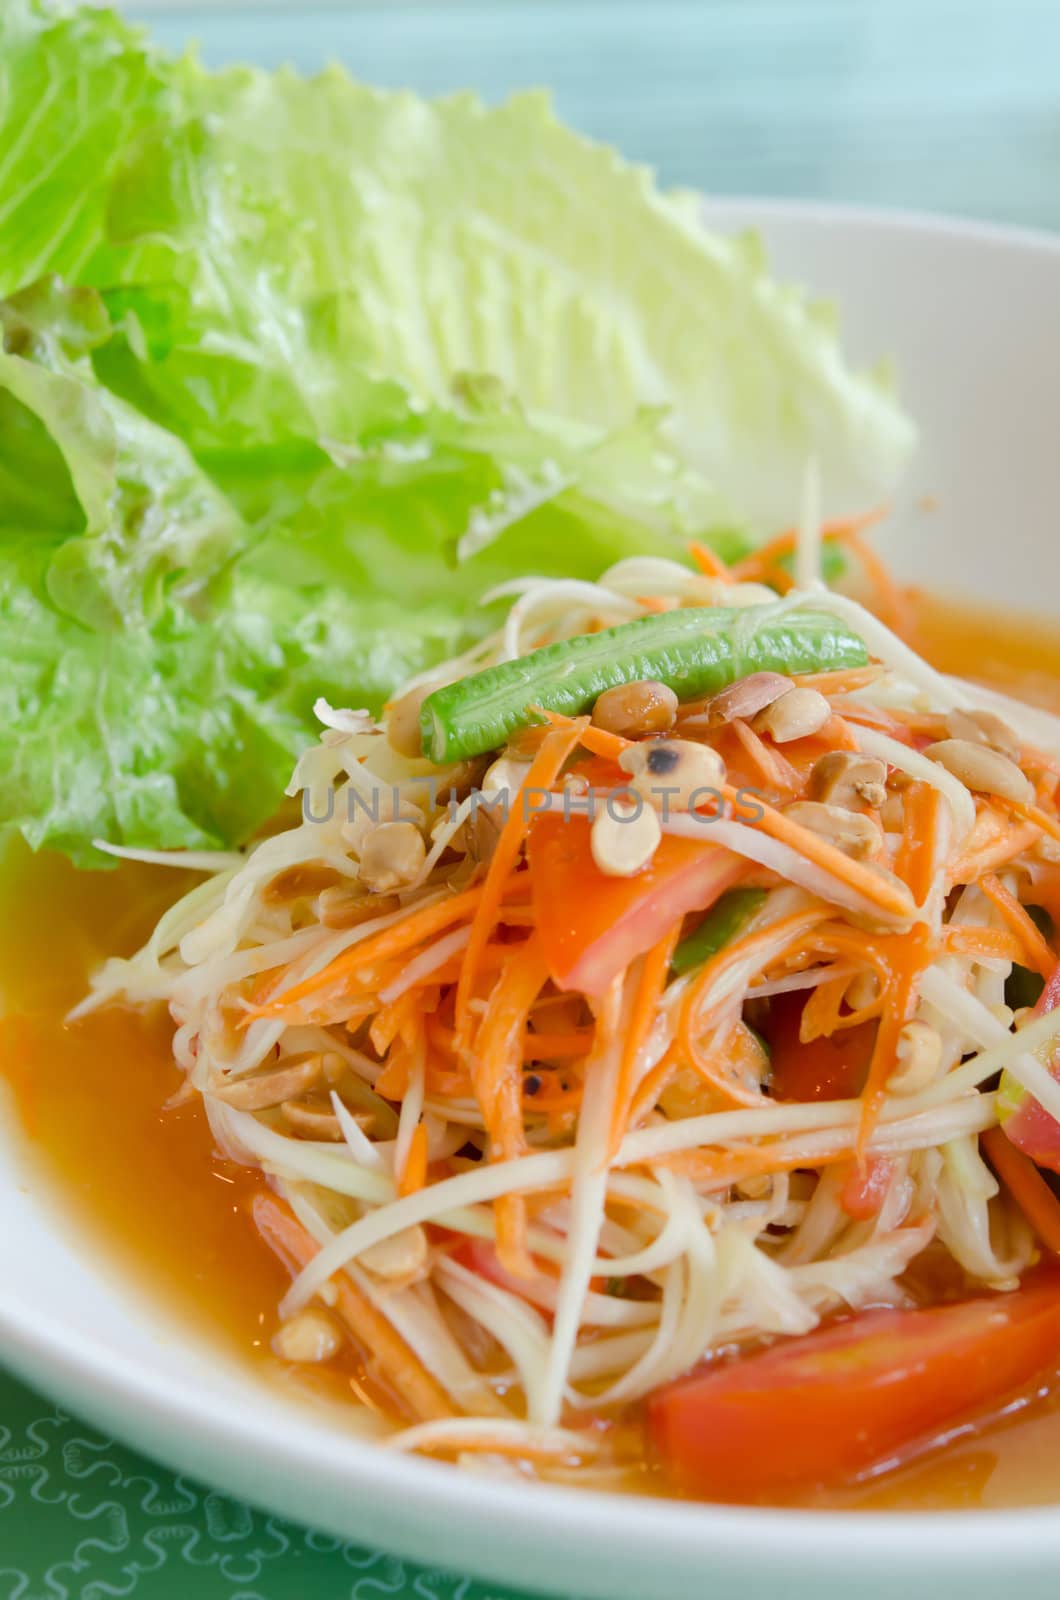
[670,888,769,978]
[420,607,868,763]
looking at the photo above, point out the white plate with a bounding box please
[3,203,1060,1600]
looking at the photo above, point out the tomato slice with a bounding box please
[648,1272,1060,1501]
[838,1154,894,1220]
[1001,957,1060,1170]
[527,812,744,995]
[450,1238,557,1316]
[767,991,877,1103]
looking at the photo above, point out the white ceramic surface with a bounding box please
[2,204,1060,1600]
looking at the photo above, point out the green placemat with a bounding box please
[0,1371,552,1600]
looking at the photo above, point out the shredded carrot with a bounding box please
[1020,743,1060,781]
[469,937,551,1276]
[455,721,585,1046]
[982,1126,1060,1256]
[941,924,1026,964]
[820,714,861,755]
[729,717,800,794]
[722,784,916,924]
[522,1030,593,1060]
[844,527,908,631]
[429,1016,590,1064]
[948,808,1042,886]
[609,927,680,1155]
[254,886,491,1017]
[894,781,945,907]
[857,922,935,1155]
[661,1136,856,1188]
[373,1047,411,1100]
[979,875,1056,979]
[398,1121,430,1196]
[370,988,422,1056]
[1015,801,1060,849]
[679,908,832,1106]
[472,940,551,1141]
[688,541,731,579]
[728,508,886,585]
[519,1071,585,1112]
[832,700,916,745]
[793,665,886,694]
[253,1195,455,1421]
[535,706,630,763]
[626,1045,681,1128]
[799,973,852,1042]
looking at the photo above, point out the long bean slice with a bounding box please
[671,888,768,977]
[420,607,868,763]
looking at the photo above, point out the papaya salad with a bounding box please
[79,531,1060,1505]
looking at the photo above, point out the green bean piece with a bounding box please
[419,607,868,764]
[670,888,768,977]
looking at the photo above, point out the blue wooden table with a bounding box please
[137,0,1060,230]
[2,3,1058,1596]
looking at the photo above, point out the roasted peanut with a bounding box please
[753,686,831,744]
[618,737,726,811]
[212,1056,324,1111]
[924,739,1033,805]
[360,1225,429,1282]
[945,708,1021,763]
[358,820,427,892]
[272,1308,343,1364]
[281,1099,346,1140]
[482,755,533,796]
[590,798,662,876]
[886,1020,943,1095]
[704,671,793,727]
[317,888,400,929]
[783,800,883,860]
[808,751,888,811]
[263,861,342,905]
[734,1173,773,1201]
[385,683,433,758]
[591,679,678,739]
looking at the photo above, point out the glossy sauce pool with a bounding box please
[3,587,1060,1510]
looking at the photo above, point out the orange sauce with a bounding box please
[0,847,391,1423]
[2,586,1060,1508]
[901,586,1060,716]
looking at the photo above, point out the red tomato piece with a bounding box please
[839,1154,894,1221]
[767,991,877,1103]
[450,1238,556,1316]
[527,812,744,995]
[648,1271,1060,1502]
[1002,957,1060,1169]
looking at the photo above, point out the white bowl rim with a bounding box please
[4,198,1060,1592]
[699,193,1060,257]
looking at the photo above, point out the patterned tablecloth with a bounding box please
[3,1,1059,1594]
[0,1380,548,1600]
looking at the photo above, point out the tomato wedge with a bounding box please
[1000,957,1060,1170]
[527,812,744,995]
[450,1238,556,1317]
[838,1154,894,1221]
[648,1271,1060,1502]
[767,991,877,1103]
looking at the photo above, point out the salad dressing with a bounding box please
[3,586,1060,1510]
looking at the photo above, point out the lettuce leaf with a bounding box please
[0,2,915,864]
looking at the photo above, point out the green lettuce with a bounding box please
[0,1,914,864]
